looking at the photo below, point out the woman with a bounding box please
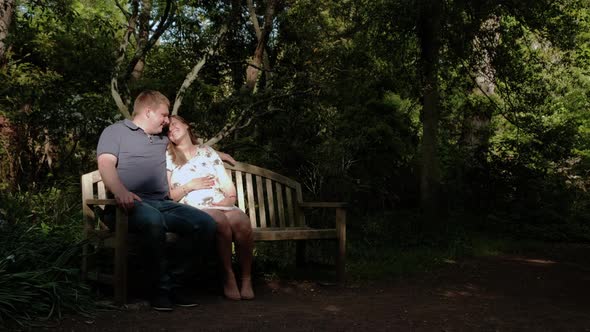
[166,115,254,300]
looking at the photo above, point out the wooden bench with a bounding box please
[81,161,347,304]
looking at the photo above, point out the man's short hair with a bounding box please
[132,90,171,117]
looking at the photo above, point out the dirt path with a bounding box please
[44,249,590,331]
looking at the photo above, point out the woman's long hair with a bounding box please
[167,115,199,167]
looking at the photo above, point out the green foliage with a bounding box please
[0,0,119,189]
[1,184,82,229]
[1,1,590,312]
[0,185,95,327]
[0,245,93,327]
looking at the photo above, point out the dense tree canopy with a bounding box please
[3,0,590,326]
[1,0,590,239]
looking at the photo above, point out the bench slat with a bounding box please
[295,183,304,227]
[266,178,276,227]
[253,228,337,241]
[245,173,256,227]
[299,202,348,208]
[275,182,285,228]
[226,162,300,189]
[81,174,96,227]
[285,187,295,227]
[235,170,245,211]
[85,199,117,205]
[256,175,267,228]
[98,182,106,199]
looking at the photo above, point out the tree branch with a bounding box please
[111,0,139,119]
[114,0,130,19]
[123,0,175,82]
[245,60,274,72]
[244,0,277,93]
[204,88,312,146]
[246,0,262,39]
[0,0,15,62]
[172,25,228,116]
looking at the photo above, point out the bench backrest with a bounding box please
[81,170,106,232]
[81,162,305,230]
[225,162,304,229]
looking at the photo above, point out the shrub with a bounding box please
[0,185,97,327]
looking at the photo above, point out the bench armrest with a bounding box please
[299,201,346,281]
[299,202,347,208]
[299,201,346,239]
[85,198,117,206]
[84,198,128,241]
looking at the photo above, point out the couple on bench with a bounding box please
[97,90,253,311]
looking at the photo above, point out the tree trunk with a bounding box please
[418,0,442,215]
[0,115,16,187]
[111,0,139,118]
[456,16,500,211]
[244,0,276,93]
[131,0,152,81]
[0,0,15,62]
[460,16,500,160]
[111,0,174,118]
[172,25,227,116]
[228,0,244,90]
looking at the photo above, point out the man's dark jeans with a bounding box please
[107,199,216,294]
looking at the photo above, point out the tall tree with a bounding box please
[203,0,283,145]
[418,0,443,214]
[244,0,277,93]
[111,0,175,118]
[131,0,152,81]
[0,0,14,62]
[459,16,499,162]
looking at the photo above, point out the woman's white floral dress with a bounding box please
[167,145,238,211]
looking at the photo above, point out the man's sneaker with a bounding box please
[171,291,198,307]
[151,293,173,311]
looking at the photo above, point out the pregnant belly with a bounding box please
[184,189,220,208]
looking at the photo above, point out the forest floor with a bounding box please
[37,244,590,331]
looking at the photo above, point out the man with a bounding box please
[97,90,216,311]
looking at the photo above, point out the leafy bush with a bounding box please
[0,185,96,327]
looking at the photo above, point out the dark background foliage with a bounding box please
[1,0,590,325]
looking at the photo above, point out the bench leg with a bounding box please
[114,209,128,305]
[296,241,307,267]
[81,241,89,281]
[336,208,346,285]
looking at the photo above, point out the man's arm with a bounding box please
[217,151,236,165]
[97,153,141,212]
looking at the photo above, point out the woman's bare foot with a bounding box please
[224,271,241,300]
[240,277,255,300]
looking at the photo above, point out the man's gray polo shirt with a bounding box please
[97,119,169,200]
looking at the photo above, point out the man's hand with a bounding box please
[113,189,142,213]
[98,153,140,214]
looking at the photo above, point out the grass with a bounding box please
[347,231,590,283]
[0,185,101,328]
[347,246,451,282]
[249,205,590,285]
[0,183,586,327]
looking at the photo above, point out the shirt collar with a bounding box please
[123,119,140,131]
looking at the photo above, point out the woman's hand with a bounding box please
[212,196,236,207]
[186,176,215,191]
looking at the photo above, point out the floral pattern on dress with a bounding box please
[167,145,229,209]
